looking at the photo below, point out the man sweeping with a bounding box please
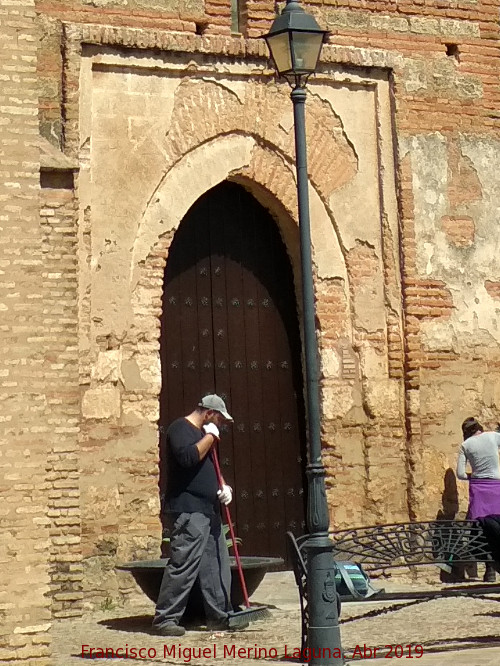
[152,394,246,636]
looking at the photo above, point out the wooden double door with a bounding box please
[160,181,306,566]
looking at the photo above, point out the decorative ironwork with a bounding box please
[201,296,209,306]
[201,328,209,337]
[217,329,224,338]
[272,488,279,496]
[235,360,243,368]
[214,266,222,276]
[296,521,493,571]
[247,298,255,307]
[284,422,292,430]
[268,422,276,431]
[266,361,273,370]
[262,298,270,307]
[200,267,208,276]
[215,297,223,307]
[184,297,193,306]
[187,360,195,370]
[237,423,245,432]
[280,360,289,369]
[168,296,176,305]
[250,361,258,370]
[256,489,264,499]
[253,422,262,432]
[203,360,211,369]
[231,298,240,306]
[288,521,496,654]
[257,522,266,531]
[287,531,309,653]
[240,490,249,499]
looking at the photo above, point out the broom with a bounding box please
[210,446,271,627]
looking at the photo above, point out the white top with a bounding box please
[456,431,500,480]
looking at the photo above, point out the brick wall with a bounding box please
[40,167,82,619]
[35,1,499,142]
[0,4,81,661]
[0,2,52,662]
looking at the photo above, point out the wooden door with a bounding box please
[160,181,306,566]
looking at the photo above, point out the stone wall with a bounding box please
[2,0,496,622]
[66,28,408,585]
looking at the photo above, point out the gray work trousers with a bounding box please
[152,511,232,627]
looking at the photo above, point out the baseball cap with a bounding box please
[199,394,233,421]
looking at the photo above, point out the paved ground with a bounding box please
[52,571,500,665]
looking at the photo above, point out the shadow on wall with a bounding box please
[437,468,459,521]
[436,468,477,581]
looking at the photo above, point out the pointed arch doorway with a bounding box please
[160,181,306,567]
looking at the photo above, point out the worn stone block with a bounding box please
[82,386,120,419]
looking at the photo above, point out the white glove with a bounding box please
[203,423,220,440]
[217,484,232,506]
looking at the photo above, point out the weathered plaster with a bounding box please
[405,134,500,351]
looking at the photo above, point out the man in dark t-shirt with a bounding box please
[152,394,237,636]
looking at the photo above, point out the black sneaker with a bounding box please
[152,622,186,636]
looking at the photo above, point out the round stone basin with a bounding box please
[117,556,283,620]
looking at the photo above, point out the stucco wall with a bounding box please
[401,134,500,519]
[66,32,407,601]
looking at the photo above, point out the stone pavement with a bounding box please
[52,571,500,665]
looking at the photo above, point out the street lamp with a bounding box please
[263,3,344,665]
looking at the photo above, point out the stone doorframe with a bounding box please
[60,21,416,604]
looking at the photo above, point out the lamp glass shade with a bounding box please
[265,32,293,74]
[290,31,324,72]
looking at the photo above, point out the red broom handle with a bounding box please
[210,446,250,608]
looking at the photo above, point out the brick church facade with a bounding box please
[1,0,499,661]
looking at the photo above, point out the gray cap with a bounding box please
[199,394,233,421]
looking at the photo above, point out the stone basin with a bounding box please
[116,556,283,621]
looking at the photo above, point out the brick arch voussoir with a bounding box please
[240,84,357,201]
[305,95,358,199]
[164,79,357,202]
[232,144,299,226]
[166,79,247,167]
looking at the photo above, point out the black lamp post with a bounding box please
[263,3,344,665]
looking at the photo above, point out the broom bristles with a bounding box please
[228,605,271,628]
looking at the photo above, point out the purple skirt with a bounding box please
[467,479,500,520]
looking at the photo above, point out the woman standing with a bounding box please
[456,417,500,582]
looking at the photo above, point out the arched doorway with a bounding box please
[159,181,306,566]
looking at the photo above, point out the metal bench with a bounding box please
[288,520,496,652]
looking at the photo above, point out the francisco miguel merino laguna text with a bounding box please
[80,644,347,661]
[81,643,423,661]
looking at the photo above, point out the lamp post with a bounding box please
[263,3,343,665]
